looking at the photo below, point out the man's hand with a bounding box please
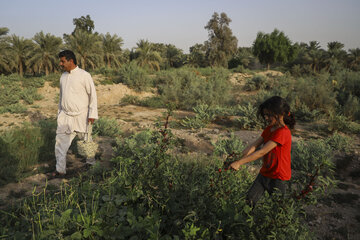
[88,118,95,124]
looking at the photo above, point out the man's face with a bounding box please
[59,56,73,72]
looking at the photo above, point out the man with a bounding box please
[51,50,98,177]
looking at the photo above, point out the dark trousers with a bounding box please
[246,173,286,207]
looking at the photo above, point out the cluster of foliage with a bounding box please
[0,74,44,113]
[0,120,56,185]
[154,68,232,110]
[92,117,122,138]
[0,111,342,239]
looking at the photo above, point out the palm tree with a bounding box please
[304,41,323,73]
[134,39,162,71]
[64,30,102,70]
[347,48,360,71]
[102,32,123,68]
[325,41,347,71]
[0,27,11,73]
[8,34,34,77]
[28,31,62,75]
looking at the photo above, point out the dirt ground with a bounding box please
[0,73,359,239]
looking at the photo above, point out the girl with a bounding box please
[230,96,295,206]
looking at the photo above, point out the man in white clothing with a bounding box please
[51,50,98,177]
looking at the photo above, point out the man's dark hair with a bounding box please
[58,50,77,65]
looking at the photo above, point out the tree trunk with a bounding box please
[19,59,23,77]
[267,63,270,71]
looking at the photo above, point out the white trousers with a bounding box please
[55,132,95,174]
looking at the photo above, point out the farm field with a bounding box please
[0,71,359,239]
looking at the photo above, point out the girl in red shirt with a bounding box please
[230,96,295,206]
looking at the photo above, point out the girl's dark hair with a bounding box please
[258,96,296,129]
[58,50,77,65]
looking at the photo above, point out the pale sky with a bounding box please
[1,0,359,53]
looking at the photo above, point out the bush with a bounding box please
[0,126,337,239]
[243,74,270,91]
[115,62,151,91]
[212,133,245,157]
[325,132,353,154]
[235,103,263,130]
[181,104,216,129]
[156,68,231,110]
[292,74,337,113]
[0,103,27,114]
[92,117,122,137]
[21,87,43,104]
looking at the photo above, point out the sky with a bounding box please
[1,0,359,53]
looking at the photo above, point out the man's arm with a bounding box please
[85,73,98,123]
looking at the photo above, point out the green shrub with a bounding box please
[243,74,271,91]
[0,103,27,114]
[21,87,43,104]
[212,133,245,157]
[235,103,263,130]
[156,68,231,110]
[181,104,216,129]
[115,62,151,91]
[342,94,360,121]
[0,127,335,239]
[292,74,337,113]
[22,76,45,88]
[291,139,336,199]
[325,132,353,154]
[0,84,22,107]
[92,117,122,137]
[294,103,321,122]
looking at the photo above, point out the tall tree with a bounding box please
[253,29,298,70]
[28,31,62,75]
[347,48,360,71]
[188,43,207,67]
[8,34,34,77]
[72,15,95,34]
[304,41,324,73]
[65,30,102,70]
[102,32,124,68]
[0,27,11,73]
[134,39,162,71]
[204,12,238,67]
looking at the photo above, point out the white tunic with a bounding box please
[56,66,98,134]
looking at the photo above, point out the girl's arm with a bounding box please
[230,140,278,170]
[241,137,264,157]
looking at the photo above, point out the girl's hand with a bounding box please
[230,161,242,171]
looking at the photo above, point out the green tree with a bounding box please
[347,48,360,71]
[134,39,162,71]
[101,32,124,68]
[325,41,346,73]
[228,47,256,69]
[64,30,102,70]
[0,27,11,73]
[28,31,62,75]
[188,43,207,67]
[253,29,298,70]
[8,34,34,77]
[164,44,185,68]
[304,41,325,73]
[72,15,95,34]
[204,12,238,67]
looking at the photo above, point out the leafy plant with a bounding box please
[92,117,122,137]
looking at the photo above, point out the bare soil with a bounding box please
[0,72,359,239]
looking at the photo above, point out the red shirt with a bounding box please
[260,125,292,180]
